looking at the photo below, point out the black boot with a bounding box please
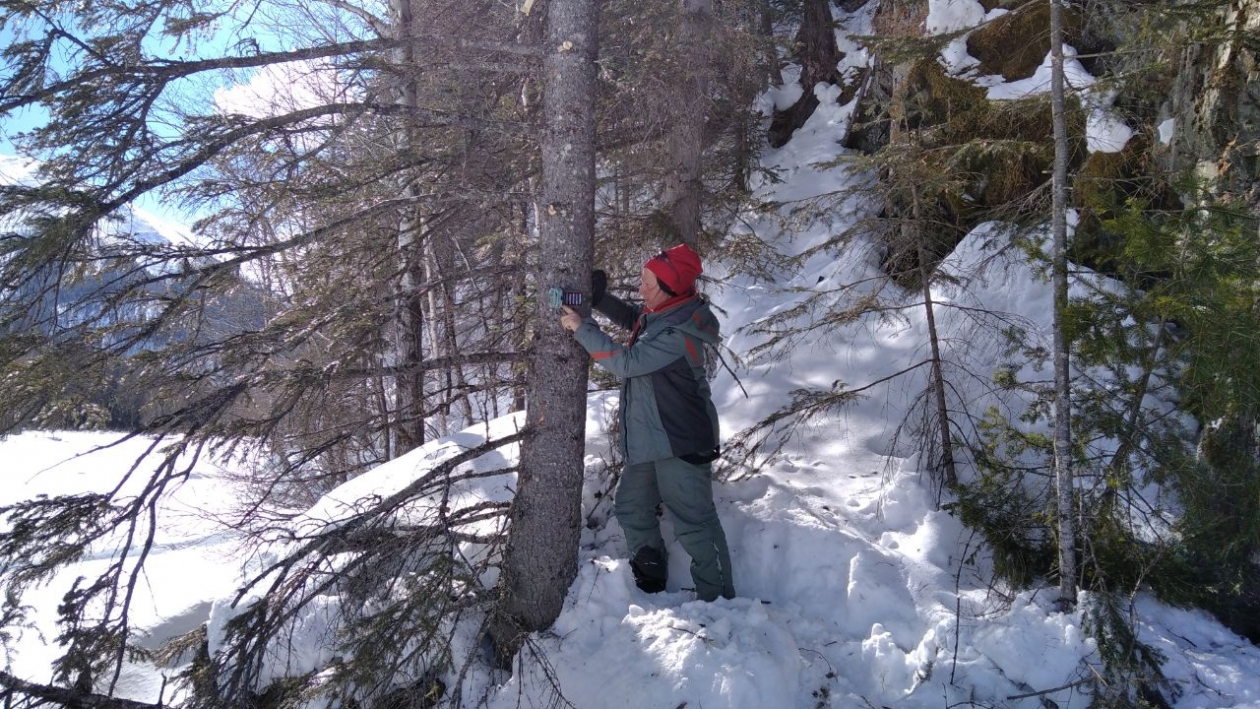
[630,546,668,593]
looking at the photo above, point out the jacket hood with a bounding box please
[654,295,721,345]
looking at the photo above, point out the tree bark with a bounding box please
[756,0,783,85]
[423,226,475,436]
[492,0,598,666]
[1049,0,1078,607]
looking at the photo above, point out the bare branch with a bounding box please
[0,670,164,709]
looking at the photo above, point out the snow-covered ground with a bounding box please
[0,433,242,702]
[6,92,1260,708]
[3,1,1257,708]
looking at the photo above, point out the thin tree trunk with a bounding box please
[393,219,427,453]
[912,189,957,490]
[492,0,598,666]
[422,237,450,437]
[435,227,476,425]
[664,0,713,247]
[391,0,427,454]
[756,0,782,85]
[377,368,392,461]
[423,229,476,436]
[1049,0,1078,607]
[1106,318,1167,475]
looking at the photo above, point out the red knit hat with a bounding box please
[645,244,703,295]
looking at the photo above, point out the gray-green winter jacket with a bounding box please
[573,293,721,466]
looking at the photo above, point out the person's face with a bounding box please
[639,267,668,308]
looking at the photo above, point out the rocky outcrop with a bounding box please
[966,0,1081,81]
[841,0,1258,276]
[1165,0,1260,205]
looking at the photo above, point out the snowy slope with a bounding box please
[0,432,241,701]
[5,78,1259,709]
[3,2,1260,708]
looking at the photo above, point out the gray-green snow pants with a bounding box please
[616,456,736,601]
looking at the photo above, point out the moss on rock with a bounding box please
[897,59,988,130]
[966,0,1082,82]
[1071,135,1183,279]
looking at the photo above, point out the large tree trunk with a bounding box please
[492,0,598,666]
[1049,0,1078,607]
[768,0,843,148]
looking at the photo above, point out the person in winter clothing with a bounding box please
[559,244,735,601]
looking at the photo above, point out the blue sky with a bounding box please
[0,23,50,155]
[0,15,273,225]
[0,111,44,154]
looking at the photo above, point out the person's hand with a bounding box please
[560,305,582,332]
[591,269,607,307]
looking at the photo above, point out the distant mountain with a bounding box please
[1,152,267,429]
[1,152,198,247]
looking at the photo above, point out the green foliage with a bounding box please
[715,229,793,284]
[950,409,1057,587]
[966,1,1085,82]
[154,625,220,706]
[595,0,768,243]
[948,191,1260,702]
[863,59,1091,288]
[1185,417,1260,563]
[855,34,958,68]
[2,0,545,701]
[1084,592,1175,708]
[1111,204,1260,422]
[250,673,322,709]
[955,191,1260,665]
[1070,139,1185,282]
[897,59,988,132]
[0,492,132,689]
[830,0,1260,698]
[955,396,1191,704]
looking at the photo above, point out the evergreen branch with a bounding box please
[320,499,512,554]
[232,428,528,604]
[0,39,400,112]
[97,101,504,215]
[846,359,934,396]
[330,352,526,379]
[0,669,163,709]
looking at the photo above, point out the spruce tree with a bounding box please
[1,0,785,703]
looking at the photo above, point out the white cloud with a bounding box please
[0,154,40,185]
[214,59,345,119]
